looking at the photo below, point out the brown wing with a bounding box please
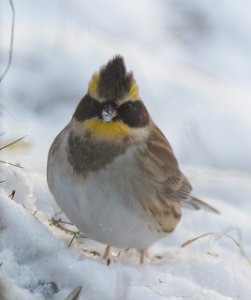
[133,123,192,233]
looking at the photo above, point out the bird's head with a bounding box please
[72,55,150,140]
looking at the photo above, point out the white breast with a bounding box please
[47,128,166,250]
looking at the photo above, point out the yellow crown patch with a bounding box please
[88,73,100,97]
[128,81,139,101]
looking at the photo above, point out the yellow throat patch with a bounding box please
[84,117,131,139]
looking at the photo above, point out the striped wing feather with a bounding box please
[134,124,192,233]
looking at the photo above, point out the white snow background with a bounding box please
[1,0,251,299]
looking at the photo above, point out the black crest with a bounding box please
[98,55,133,100]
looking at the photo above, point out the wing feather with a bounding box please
[134,123,219,234]
[133,124,191,232]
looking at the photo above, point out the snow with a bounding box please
[1,0,251,299]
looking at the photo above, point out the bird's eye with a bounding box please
[73,95,101,121]
[118,100,149,128]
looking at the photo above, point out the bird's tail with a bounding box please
[182,195,220,214]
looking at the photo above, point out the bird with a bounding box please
[47,55,219,263]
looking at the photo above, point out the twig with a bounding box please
[32,210,38,216]
[8,189,15,199]
[181,232,214,248]
[0,0,15,83]
[65,286,82,300]
[68,232,77,247]
[0,136,26,151]
[0,160,23,168]
[208,228,251,265]
[49,217,79,235]
[0,136,26,168]
[181,230,251,265]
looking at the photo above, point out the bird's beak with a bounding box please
[101,104,117,122]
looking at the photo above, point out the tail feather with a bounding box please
[182,195,220,214]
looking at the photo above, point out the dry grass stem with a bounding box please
[0,0,15,83]
[0,136,26,151]
[181,229,251,265]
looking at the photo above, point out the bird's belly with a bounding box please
[49,152,165,250]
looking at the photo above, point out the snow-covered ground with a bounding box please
[1,0,251,299]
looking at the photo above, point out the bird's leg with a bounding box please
[103,245,111,260]
[139,250,148,264]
